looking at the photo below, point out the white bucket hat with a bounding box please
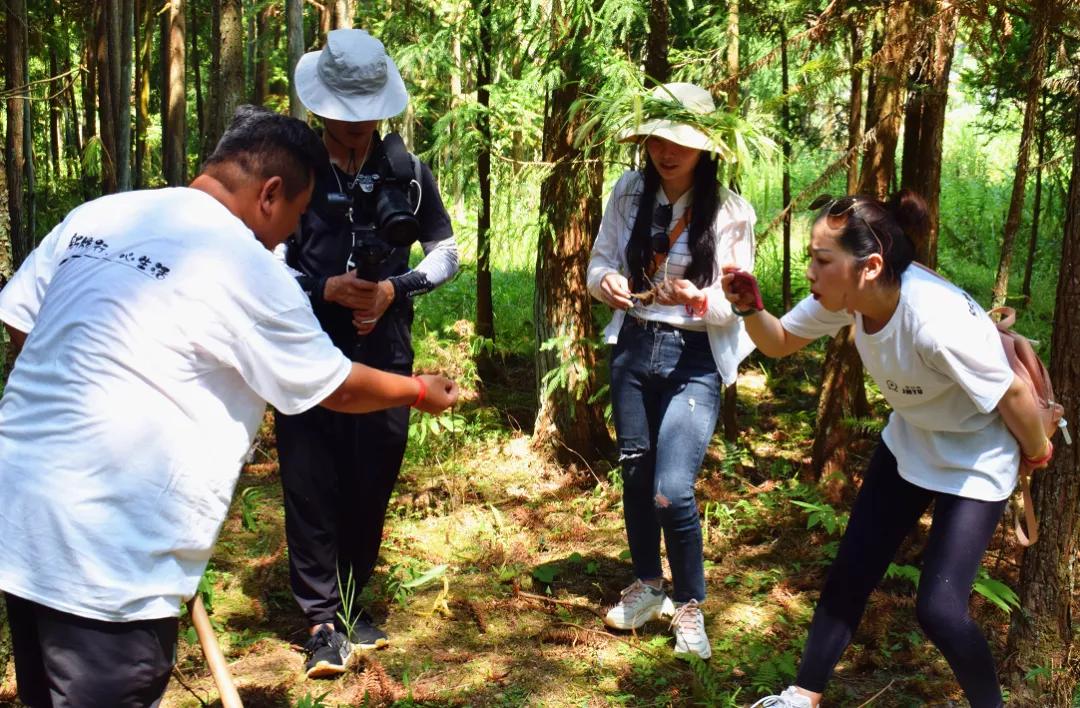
[618,82,721,153]
[294,29,409,122]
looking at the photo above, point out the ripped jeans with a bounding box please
[610,317,721,603]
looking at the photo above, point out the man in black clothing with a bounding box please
[281,28,459,679]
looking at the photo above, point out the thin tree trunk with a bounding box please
[6,0,29,266]
[117,0,135,191]
[210,0,245,143]
[163,0,186,186]
[725,0,738,112]
[1022,99,1047,303]
[780,19,792,312]
[82,7,98,199]
[134,0,153,187]
[48,13,63,179]
[815,1,916,478]
[191,0,205,159]
[475,0,495,363]
[643,0,669,84]
[98,0,119,194]
[900,0,956,267]
[332,0,352,28]
[847,24,863,195]
[450,31,465,223]
[533,0,612,466]
[991,0,1053,308]
[0,596,9,695]
[287,0,305,119]
[1003,92,1080,706]
[253,4,272,105]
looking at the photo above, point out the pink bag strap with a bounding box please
[1014,469,1039,547]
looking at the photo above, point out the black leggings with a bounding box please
[795,443,1006,708]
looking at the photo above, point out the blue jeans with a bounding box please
[610,317,721,603]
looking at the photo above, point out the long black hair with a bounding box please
[625,150,722,293]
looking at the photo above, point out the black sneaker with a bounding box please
[303,626,352,679]
[348,615,389,650]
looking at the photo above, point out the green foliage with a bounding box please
[385,561,449,607]
[790,499,848,536]
[238,486,263,532]
[293,690,333,708]
[886,563,1019,615]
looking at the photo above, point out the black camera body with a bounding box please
[325,132,421,281]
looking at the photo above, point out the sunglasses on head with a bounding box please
[651,203,673,254]
[808,194,888,257]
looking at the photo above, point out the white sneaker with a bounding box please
[670,599,711,660]
[750,686,815,708]
[604,579,674,630]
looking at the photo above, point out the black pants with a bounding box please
[276,402,409,629]
[5,593,177,708]
[795,444,1007,707]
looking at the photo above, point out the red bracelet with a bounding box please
[410,375,427,408]
[685,293,708,318]
[1023,440,1053,467]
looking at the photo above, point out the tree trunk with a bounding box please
[287,0,305,119]
[117,0,135,191]
[191,0,205,160]
[134,0,153,187]
[49,17,63,179]
[991,0,1053,308]
[815,1,915,478]
[847,24,863,195]
[6,0,30,267]
[1021,100,1047,303]
[332,0,352,28]
[643,0,669,84]
[475,0,494,349]
[450,31,465,222]
[725,0,738,112]
[1003,93,1080,706]
[780,19,792,313]
[98,0,119,194]
[858,0,914,201]
[900,0,956,267]
[533,0,612,467]
[0,595,9,694]
[163,0,186,186]
[253,4,272,105]
[82,8,98,199]
[206,0,244,149]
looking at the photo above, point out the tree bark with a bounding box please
[643,0,669,85]
[49,15,63,179]
[191,0,205,160]
[163,0,187,186]
[991,0,1053,308]
[780,18,792,312]
[900,0,956,267]
[1003,91,1080,706]
[253,4,273,105]
[533,0,612,466]
[332,0,353,28]
[725,0,739,112]
[847,24,863,195]
[6,0,30,267]
[117,0,135,191]
[134,0,153,187]
[82,7,98,199]
[207,0,244,149]
[0,595,9,694]
[287,0,306,119]
[97,0,119,194]
[858,0,914,200]
[475,0,494,348]
[815,1,916,478]
[1021,99,1047,303]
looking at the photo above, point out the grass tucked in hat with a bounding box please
[572,70,776,182]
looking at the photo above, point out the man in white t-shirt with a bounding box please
[0,105,458,707]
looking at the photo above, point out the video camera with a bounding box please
[325,133,421,281]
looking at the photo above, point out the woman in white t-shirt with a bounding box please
[726,190,1051,708]
[586,83,756,661]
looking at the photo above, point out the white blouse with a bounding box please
[587,170,757,385]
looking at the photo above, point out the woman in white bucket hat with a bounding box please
[277,28,459,679]
[586,81,757,661]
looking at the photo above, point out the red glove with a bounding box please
[722,266,764,312]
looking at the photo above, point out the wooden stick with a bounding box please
[187,594,243,708]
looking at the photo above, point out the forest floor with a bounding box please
[0,326,1038,707]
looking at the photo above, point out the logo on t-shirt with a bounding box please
[886,379,923,396]
[963,292,979,318]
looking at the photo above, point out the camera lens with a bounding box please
[375,188,420,247]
